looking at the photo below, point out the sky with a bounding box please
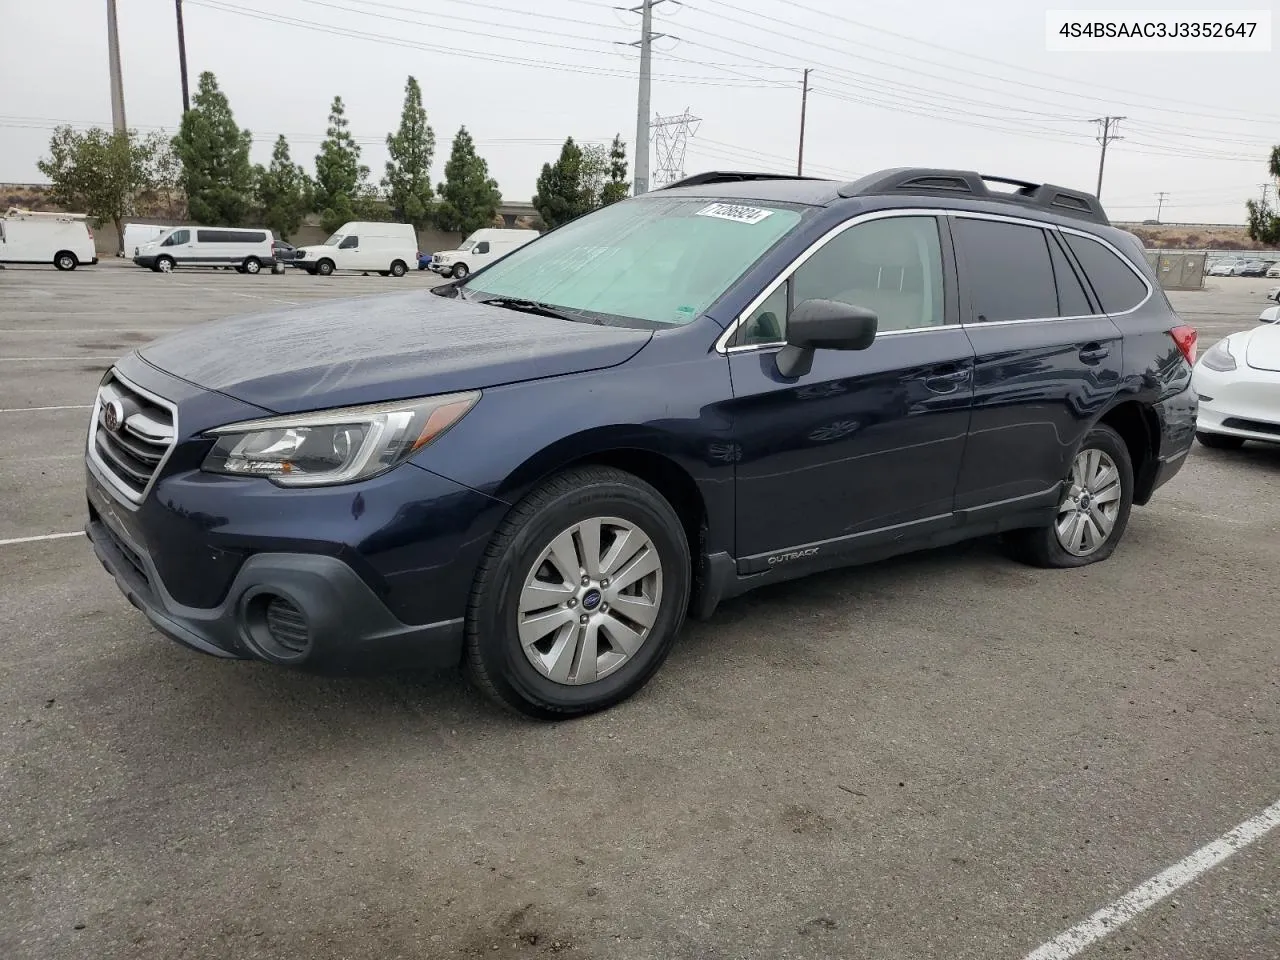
[0,0,1275,224]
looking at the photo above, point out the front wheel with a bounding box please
[316,259,334,276]
[451,262,469,280]
[54,251,78,271]
[1197,430,1245,450]
[389,260,407,277]
[156,256,175,273]
[465,466,692,720]
[1009,424,1134,568]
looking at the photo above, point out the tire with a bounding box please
[156,256,175,274]
[54,251,78,271]
[452,262,469,280]
[1197,430,1245,450]
[389,260,407,277]
[377,271,390,277]
[243,257,261,275]
[440,267,454,279]
[1009,424,1134,569]
[465,466,692,720]
[316,259,334,276]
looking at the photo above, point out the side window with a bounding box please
[1062,233,1148,314]
[952,218,1056,322]
[793,216,945,334]
[1047,232,1093,316]
[196,230,215,243]
[474,241,490,254]
[167,229,190,246]
[732,216,945,346]
[339,235,358,249]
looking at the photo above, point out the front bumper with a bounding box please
[1192,363,1280,443]
[133,255,156,268]
[86,509,463,671]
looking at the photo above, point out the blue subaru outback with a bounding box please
[85,169,1198,718]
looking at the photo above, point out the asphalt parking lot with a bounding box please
[2,265,1277,960]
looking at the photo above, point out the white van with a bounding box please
[430,228,538,280]
[133,226,276,274]
[293,222,417,277]
[121,223,170,258]
[0,209,97,270]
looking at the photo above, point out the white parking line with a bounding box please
[0,357,117,362]
[0,404,92,413]
[230,292,300,305]
[0,532,84,547]
[0,328,180,334]
[1023,798,1280,959]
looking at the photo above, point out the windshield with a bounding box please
[457,238,476,250]
[323,232,345,246]
[463,197,804,326]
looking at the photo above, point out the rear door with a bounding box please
[950,214,1123,513]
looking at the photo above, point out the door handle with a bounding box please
[1079,343,1110,363]
[923,367,970,393]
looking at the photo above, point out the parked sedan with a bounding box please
[1193,312,1280,447]
[1267,262,1280,278]
[418,251,433,270]
[1239,259,1269,277]
[1266,285,1280,303]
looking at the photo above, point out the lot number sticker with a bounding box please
[696,202,774,225]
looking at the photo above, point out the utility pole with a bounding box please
[797,68,811,175]
[1259,183,1272,209]
[175,0,191,114]
[106,0,127,132]
[1091,115,1125,199]
[1155,191,1169,222]
[628,0,668,196]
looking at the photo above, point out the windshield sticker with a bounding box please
[695,202,774,225]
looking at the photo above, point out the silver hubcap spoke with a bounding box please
[1055,447,1122,557]
[518,516,663,686]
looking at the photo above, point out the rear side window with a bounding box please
[1062,233,1148,313]
[1047,233,1093,316]
[952,218,1056,322]
[196,229,267,243]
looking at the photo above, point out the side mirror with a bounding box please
[775,299,878,378]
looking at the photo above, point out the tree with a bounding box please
[533,137,593,229]
[172,71,253,225]
[599,134,629,206]
[434,126,502,237]
[37,126,155,254]
[383,76,435,228]
[140,131,185,219]
[254,135,312,240]
[579,142,610,209]
[1245,146,1280,246]
[314,96,370,234]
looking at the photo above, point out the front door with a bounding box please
[727,213,975,571]
[948,215,1124,512]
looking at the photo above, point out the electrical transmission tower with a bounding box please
[650,109,700,187]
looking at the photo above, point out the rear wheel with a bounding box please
[1009,424,1133,568]
[465,466,691,720]
[156,255,175,273]
[243,257,261,275]
[389,260,407,277]
[316,259,334,276]
[1197,430,1246,450]
[452,262,470,280]
[54,251,78,271]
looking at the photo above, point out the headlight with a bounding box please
[201,392,479,486]
[1199,338,1236,373]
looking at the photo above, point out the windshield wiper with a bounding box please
[476,297,594,324]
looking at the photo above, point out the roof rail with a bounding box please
[657,171,830,190]
[836,168,1109,225]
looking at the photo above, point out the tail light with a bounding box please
[1170,325,1198,365]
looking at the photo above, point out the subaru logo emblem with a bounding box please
[100,398,124,433]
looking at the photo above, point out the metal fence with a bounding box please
[1143,251,1207,291]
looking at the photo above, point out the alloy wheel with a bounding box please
[1055,448,1123,557]
[517,516,663,685]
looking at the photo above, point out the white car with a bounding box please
[1209,258,1246,277]
[1192,308,1280,448]
[1267,285,1280,303]
[293,221,416,277]
[1268,263,1280,278]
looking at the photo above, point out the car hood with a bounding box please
[1245,322,1280,372]
[137,291,653,413]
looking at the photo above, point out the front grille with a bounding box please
[90,371,176,502]
[1222,416,1280,437]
